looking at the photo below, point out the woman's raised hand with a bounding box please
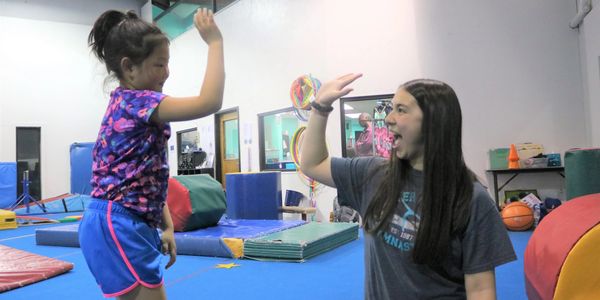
[315,73,362,107]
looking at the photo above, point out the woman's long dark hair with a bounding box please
[363,79,475,269]
[88,10,168,80]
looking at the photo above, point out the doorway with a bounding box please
[214,108,240,188]
[16,127,41,200]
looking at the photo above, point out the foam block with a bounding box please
[564,148,600,200]
[225,172,282,220]
[553,223,600,299]
[36,223,80,247]
[70,142,94,195]
[167,175,226,232]
[524,193,600,300]
[0,162,17,209]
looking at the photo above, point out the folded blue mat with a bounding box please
[36,218,306,258]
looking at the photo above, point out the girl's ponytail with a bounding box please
[88,10,167,80]
[88,10,126,62]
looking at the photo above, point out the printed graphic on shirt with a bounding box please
[380,191,420,252]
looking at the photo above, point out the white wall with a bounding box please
[413,1,587,202]
[167,0,588,218]
[578,0,600,146]
[167,0,422,221]
[414,0,587,152]
[0,0,144,198]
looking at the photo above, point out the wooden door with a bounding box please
[217,110,240,187]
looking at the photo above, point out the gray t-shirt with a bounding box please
[331,157,516,300]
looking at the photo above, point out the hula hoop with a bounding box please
[290,74,321,110]
[292,106,310,122]
[290,126,323,192]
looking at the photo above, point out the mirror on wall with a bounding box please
[339,94,395,158]
[258,107,304,171]
[177,128,207,172]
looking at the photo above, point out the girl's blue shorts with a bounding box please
[79,199,164,297]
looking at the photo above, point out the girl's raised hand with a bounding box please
[193,7,223,45]
[315,73,362,107]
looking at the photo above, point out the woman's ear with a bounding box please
[120,57,135,80]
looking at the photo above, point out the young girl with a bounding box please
[301,74,516,299]
[79,8,224,300]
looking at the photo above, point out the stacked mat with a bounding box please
[174,219,305,258]
[244,222,359,262]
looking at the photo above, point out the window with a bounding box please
[224,119,239,160]
[258,107,303,171]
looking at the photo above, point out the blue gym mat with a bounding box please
[0,162,17,208]
[13,194,92,215]
[36,218,306,258]
[3,216,529,299]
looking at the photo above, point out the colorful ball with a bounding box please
[501,201,534,231]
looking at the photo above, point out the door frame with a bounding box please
[214,107,240,185]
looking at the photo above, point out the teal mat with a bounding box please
[244,222,359,262]
[565,148,600,200]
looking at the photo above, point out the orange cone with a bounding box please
[508,144,520,169]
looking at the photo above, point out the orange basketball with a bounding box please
[501,201,534,231]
